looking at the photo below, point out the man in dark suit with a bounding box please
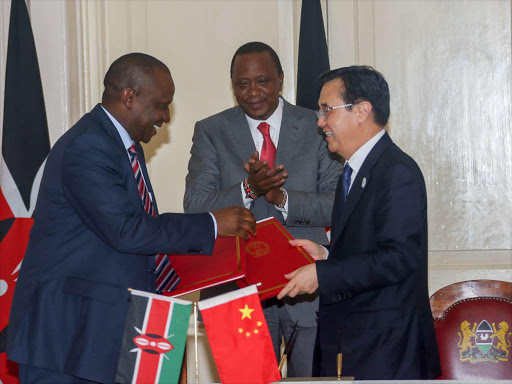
[7,53,255,383]
[278,66,441,379]
[184,42,342,377]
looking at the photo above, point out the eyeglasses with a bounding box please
[316,103,352,121]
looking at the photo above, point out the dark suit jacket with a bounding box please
[184,99,342,325]
[315,132,441,379]
[7,104,215,383]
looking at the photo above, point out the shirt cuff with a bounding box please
[319,245,329,259]
[208,212,217,239]
[241,182,254,208]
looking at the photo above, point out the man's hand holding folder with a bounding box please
[212,206,256,240]
[277,238,327,300]
[236,218,317,300]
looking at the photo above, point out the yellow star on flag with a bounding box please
[239,304,255,320]
[257,321,262,327]
[245,332,251,337]
[238,328,243,333]
[254,329,259,334]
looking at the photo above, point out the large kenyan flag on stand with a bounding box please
[296,0,331,243]
[116,290,192,384]
[296,0,330,111]
[0,0,50,383]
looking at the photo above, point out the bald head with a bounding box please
[102,53,170,104]
[101,53,175,144]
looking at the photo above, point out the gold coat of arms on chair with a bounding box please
[430,280,512,379]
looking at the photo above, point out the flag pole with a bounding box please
[194,302,199,384]
[278,320,298,373]
[337,328,343,379]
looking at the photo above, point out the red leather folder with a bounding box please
[164,236,246,297]
[236,217,315,301]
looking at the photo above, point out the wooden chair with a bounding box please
[430,280,512,380]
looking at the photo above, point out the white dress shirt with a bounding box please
[240,98,289,218]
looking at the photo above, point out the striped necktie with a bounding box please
[128,144,180,292]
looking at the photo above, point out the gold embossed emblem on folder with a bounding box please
[246,241,271,258]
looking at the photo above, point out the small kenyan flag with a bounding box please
[116,290,191,384]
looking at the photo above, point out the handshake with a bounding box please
[211,151,288,240]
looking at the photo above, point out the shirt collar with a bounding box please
[101,105,134,150]
[244,97,284,132]
[347,129,386,174]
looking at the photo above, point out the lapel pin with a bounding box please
[362,177,367,188]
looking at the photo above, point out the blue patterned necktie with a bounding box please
[342,163,353,202]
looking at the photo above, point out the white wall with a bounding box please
[326,0,512,294]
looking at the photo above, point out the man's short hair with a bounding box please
[230,42,283,78]
[320,66,390,127]
[103,53,170,102]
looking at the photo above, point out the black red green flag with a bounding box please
[0,0,50,382]
[116,290,191,384]
[296,0,330,111]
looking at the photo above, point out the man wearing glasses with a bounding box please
[278,66,441,379]
[184,42,342,377]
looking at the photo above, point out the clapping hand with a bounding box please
[244,151,287,197]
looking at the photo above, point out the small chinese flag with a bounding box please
[198,285,281,384]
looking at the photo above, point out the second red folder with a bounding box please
[237,217,315,300]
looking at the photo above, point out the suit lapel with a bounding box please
[275,99,301,168]
[330,172,344,232]
[331,133,393,246]
[90,104,153,211]
[229,108,257,162]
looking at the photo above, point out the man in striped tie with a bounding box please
[7,53,255,384]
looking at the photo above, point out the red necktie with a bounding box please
[257,122,276,168]
[128,145,179,293]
